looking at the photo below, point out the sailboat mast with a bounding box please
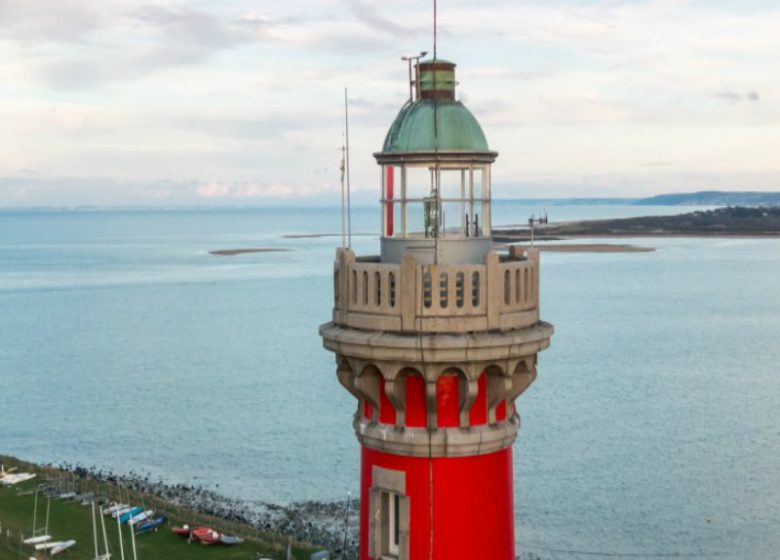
[31,489,38,536]
[130,518,138,560]
[45,495,51,535]
[92,502,99,558]
[117,513,126,560]
[100,506,111,558]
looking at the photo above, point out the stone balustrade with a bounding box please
[333,245,539,334]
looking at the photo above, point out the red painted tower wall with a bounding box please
[359,446,515,560]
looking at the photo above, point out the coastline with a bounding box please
[210,248,292,256]
[0,454,352,559]
[508,243,655,253]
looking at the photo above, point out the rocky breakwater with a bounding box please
[58,463,359,557]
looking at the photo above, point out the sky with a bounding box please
[0,0,779,207]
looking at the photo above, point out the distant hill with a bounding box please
[494,191,780,207]
[493,207,780,239]
[633,191,780,206]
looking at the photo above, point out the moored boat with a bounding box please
[128,509,153,526]
[50,539,77,555]
[135,513,167,535]
[112,505,135,518]
[103,503,128,516]
[220,534,245,546]
[22,535,51,545]
[34,541,62,551]
[1,472,36,486]
[171,524,191,537]
[119,506,144,524]
[191,526,221,545]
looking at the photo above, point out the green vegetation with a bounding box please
[494,207,780,241]
[550,206,780,236]
[0,458,322,560]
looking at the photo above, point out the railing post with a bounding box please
[400,252,417,332]
[528,248,540,313]
[485,251,500,330]
[509,244,526,261]
[337,248,355,325]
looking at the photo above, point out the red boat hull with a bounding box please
[191,527,221,545]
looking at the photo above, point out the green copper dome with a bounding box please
[382,99,490,154]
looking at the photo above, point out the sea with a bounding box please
[1,203,778,559]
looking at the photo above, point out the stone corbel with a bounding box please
[507,357,537,402]
[354,363,381,422]
[459,378,480,427]
[336,355,360,400]
[383,372,406,427]
[487,373,513,424]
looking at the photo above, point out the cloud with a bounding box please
[197,182,232,198]
[196,181,335,200]
[715,91,761,103]
[0,0,105,44]
[3,1,780,203]
[345,0,417,36]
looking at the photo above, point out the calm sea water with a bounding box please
[1,204,778,559]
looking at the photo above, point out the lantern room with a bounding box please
[374,60,498,265]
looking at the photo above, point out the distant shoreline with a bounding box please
[493,207,780,240]
[510,243,655,253]
[209,248,292,256]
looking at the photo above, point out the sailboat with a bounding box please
[112,506,136,519]
[127,510,153,526]
[118,507,143,524]
[50,540,77,555]
[93,503,112,560]
[103,503,129,516]
[135,513,167,535]
[0,464,36,486]
[22,490,51,546]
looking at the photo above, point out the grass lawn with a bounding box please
[1,478,321,560]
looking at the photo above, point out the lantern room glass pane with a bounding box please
[440,169,463,200]
[441,200,464,237]
[383,200,402,237]
[406,166,433,200]
[472,168,484,200]
[406,202,427,237]
[470,200,484,237]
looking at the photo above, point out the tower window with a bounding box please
[381,491,401,557]
[369,466,408,560]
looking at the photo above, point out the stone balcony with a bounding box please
[332,245,539,334]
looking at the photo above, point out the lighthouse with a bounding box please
[320,58,553,559]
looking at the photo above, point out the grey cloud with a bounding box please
[32,5,297,89]
[131,4,236,49]
[0,0,103,44]
[345,0,418,36]
[38,60,106,89]
[715,91,761,103]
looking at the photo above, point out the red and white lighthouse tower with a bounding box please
[321,58,553,559]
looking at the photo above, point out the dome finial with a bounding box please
[433,0,438,60]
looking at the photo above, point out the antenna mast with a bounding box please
[432,0,440,263]
[340,142,346,247]
[433,0,438,60]
[344,87,353,249]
